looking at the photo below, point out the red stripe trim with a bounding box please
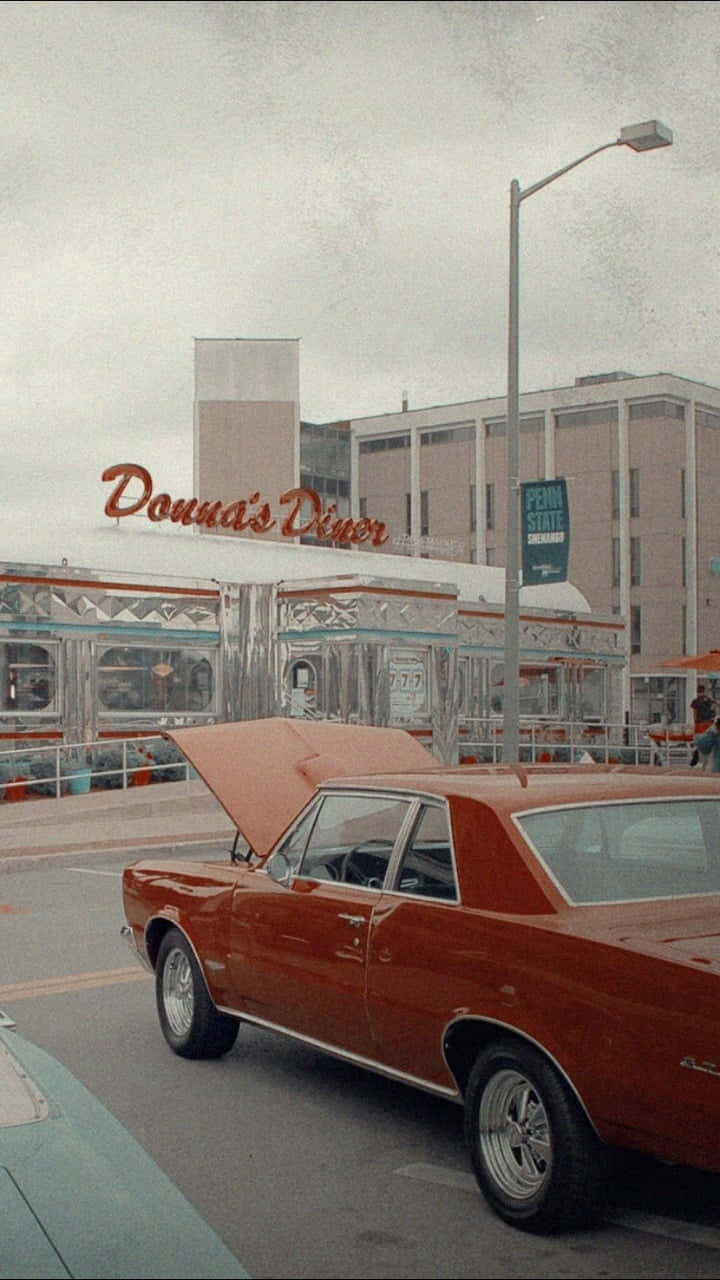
[279,584,454,602]
[0,730,63,740]
[0,573,218,599]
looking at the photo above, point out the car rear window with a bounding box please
[518,798,720,903]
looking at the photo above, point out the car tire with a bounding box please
[464,1039,609,1233]
[155,928,239,1059]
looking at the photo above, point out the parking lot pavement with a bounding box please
[0,779,236,867]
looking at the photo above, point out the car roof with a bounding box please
[325,763,720,814]
[166,719,720,856]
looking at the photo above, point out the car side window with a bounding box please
[296,792,411,888]
[275,803,320,873]
[393,804,458,901]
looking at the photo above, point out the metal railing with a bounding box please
[457,718,693,768]
[0,734,196,802]
[0,718,697,804]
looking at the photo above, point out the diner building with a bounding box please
[0,514,622,763]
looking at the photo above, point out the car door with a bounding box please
[366,800,462,1088]
[228,790,413,1056]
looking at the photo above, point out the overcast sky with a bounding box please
[2,1,717,531]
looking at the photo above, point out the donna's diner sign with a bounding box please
[102,463,389,547]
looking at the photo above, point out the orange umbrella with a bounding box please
[660,649,720,671]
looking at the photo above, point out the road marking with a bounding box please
[394,1163,720,1250]
[0,966,151,1001]
[396,1163,475,1192]
[69,867,121,876]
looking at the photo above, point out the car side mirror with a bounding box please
[267,851,292,884]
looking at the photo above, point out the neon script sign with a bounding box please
[102,463,389,547]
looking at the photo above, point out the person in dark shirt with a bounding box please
[690,684,717,766]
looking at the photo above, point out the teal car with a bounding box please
[0,1012,249,1279]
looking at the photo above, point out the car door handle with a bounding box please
[338,913,367,927]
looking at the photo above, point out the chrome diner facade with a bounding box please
[0,516,624,763]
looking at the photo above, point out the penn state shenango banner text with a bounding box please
[521,478,569,585]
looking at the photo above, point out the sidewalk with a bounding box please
[0,779,236,869]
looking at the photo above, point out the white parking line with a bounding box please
[70,867,121,876]
[394,1163,720,1250]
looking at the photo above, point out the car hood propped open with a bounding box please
[164,718,438,857]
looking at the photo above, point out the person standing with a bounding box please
[691,684,718,766]
[694,715,720,772]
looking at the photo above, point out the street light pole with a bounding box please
[502,120,673,763]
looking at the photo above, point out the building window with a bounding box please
[554,405,618,429]
[486,482,495,531]
[631,605,642,654]
[405,492,411,535]
[682,535,686,588]
[697,407,720,429]
[628,400,685,421]
[611,471,620,519]
[97,647,215,713]
[631,536,641,586]
[630,467,640,517]
[612,537,620,587]
[469,484,476,532]
[359,496,367,518]
[485,414,544,437]
[299,421,350,488]
[420,423,474,445]
[681,468,686,519]
[420,490,429,537]
[613,468,640,517]
[0,642,56,713]
[358,434,410,453]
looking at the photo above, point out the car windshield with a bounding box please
[518,798,720,904]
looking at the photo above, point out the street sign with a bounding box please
[521,478,569,585]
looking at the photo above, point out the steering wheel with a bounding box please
[340,839,392,887]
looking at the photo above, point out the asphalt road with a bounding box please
[3,842,720,1279]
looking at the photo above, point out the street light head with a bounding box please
[619,119,673,151]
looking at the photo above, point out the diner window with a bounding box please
[579,666,605,721]
[489,663,559,717]
[289,658,320,717]
[97,647,214,713]
[0,642,56,712]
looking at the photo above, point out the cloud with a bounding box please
[0,0,715,525]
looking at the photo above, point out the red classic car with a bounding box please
[121,717,720,1234]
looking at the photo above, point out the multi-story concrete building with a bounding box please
[350,371,720,725]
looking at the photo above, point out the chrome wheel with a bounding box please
[465,1040,608,1232]
[478,1067,552,1201]
[161,944,195,1038]
[155,928,240,1059]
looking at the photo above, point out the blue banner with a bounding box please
[521,478,569,585]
